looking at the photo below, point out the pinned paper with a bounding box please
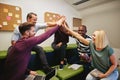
[8,12,13,16]
[3,8,8,13]
[15,7,20,11]
[3,21,8,26]
[47,13,50,17]
[15,14,19,18]
[13,24,18,28]
[6,16,11,20]
[17,20,21,23]
[53,15,56,18]
[0,3,22,31]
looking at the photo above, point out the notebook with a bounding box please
[90,69,103,77]
[68,64,82,70]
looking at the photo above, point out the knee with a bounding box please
[86,73,95,80]
[33,46,44,54]
[38,46,44,51]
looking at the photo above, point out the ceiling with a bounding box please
[64,0,114,11]
[64,0,120,16]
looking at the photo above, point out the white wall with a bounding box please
[0,0,80,50]
[80,0,120,48]
[1,0,120,50]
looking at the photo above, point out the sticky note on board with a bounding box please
[3,21,8,26]
[6,16,11,20]
[15,7,20,11]
[8,12,13,16]
[17,20,21,23]
[15,14,19,18]
[13,24,18,28]
[0,3,22,31]
[3,8,8,13]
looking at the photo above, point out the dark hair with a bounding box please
[26,12,37,20]
[80,25,87,32]
[19,22,34,35]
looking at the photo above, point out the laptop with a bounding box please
[34,68,56,80]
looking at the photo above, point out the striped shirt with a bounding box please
[75,35,91,55]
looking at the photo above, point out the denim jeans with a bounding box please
[86,69,119,80]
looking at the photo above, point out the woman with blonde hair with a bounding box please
[63,22,119,80]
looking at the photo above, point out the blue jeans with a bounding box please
[86,69,119,80]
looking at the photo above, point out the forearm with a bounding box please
[104,54,117,77]
[67,28,89,45]
[26,25,59,47]
[104,64,117,77]
[46,22,57,27]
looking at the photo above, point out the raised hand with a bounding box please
[30,70,38,76]
[56,16,66,26]
[0,25,2,29]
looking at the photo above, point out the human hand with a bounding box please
[98,73,107,79]
[0,25,2,29]
[80,53,90,62]
[56,16,66,26]
[30,70,38,76]
[63,22,70,31]
[56,42,62,47]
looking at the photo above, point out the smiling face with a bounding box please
[92,30,109,49]
[78,25,87,37]
[27,12,37,25]
[27,14,37,25]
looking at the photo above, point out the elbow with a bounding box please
[11,41,16,46]
[112,62,118,70]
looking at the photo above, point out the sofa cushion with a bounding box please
[36,70,59,80]
[43,44,77,53]
[54,64,84,80]
[0,51,7,59]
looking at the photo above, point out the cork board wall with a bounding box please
[44,12,82,31]
[44,12,60,31]
[0,3,22,31]
[44,12,60,22]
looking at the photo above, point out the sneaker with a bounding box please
[43,67,54,74]
[45,68,56,80]
[59,64,64,70]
